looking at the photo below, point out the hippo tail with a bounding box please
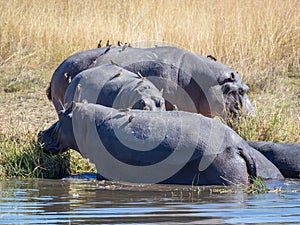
[46,83,52,101]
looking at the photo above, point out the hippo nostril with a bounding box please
[222,84,231,94]
[234,102,239,109]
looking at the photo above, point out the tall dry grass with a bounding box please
[1,0,299,72]
[0,0,299,178]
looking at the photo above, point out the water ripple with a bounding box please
[0,178,300,224]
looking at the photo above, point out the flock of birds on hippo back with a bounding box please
[38,40,300,185]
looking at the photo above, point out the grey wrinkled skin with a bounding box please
[48,46,255,119]
[47,47,121,114]
[38,102,282,185]
[63,64,165,114]
[248,141,300,178]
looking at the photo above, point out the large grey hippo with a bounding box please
[47,46,255,119]
[63,64,165,114]
[248,141,300,178]
[38,102,282,185]
[94,46,255,118]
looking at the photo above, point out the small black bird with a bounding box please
[117,41,123,46]
[207,55,217,61]
[128,114,135,123]
[97,40,102,48]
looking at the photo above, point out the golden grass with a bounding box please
[0,0,299,178]
[1,1,299,70]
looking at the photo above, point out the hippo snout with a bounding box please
[222,82,255,118]
[38,122,67,154]
[38,130,59,154]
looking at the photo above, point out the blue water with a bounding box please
[0,177,300,224]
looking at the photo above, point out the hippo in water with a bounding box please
[63,64,165,115]
[38,102,282,185]
[47,46,255,119]
[248,141,300,178]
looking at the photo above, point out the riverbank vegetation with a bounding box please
[0,0,299,179]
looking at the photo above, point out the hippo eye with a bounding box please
[239,88,245,96]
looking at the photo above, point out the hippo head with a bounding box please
[132,85,165,111]
[38,105,78,154]
[218,71,255,118]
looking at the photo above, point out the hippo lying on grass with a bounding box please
[38,102,282,185]
[248,141,300,178]
[95,46,255,118]
[47,46,121,114]
[63,64,165,114]
[47,46,255,119]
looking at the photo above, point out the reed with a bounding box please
[0,0,299,178]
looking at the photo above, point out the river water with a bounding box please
[1,175,300,224]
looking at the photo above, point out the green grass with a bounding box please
[247,177,268,194]
[0,123,96,179]
[0,131,70,178]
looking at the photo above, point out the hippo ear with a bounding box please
[230,72,235,81]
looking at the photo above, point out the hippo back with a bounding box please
[64,64,165,111]
[70,102,281,185]
[248,141,300,178]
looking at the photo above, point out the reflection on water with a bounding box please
[0,176,300,224]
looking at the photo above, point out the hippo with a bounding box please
[47,46,255,119]
[94,46,255,118]
[248,141,300,178]
[63,64,165,114]
[38,102,282,185]
[47,46,122,114]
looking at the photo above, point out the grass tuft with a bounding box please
[247,177,268,194]
[0,130,70,179]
